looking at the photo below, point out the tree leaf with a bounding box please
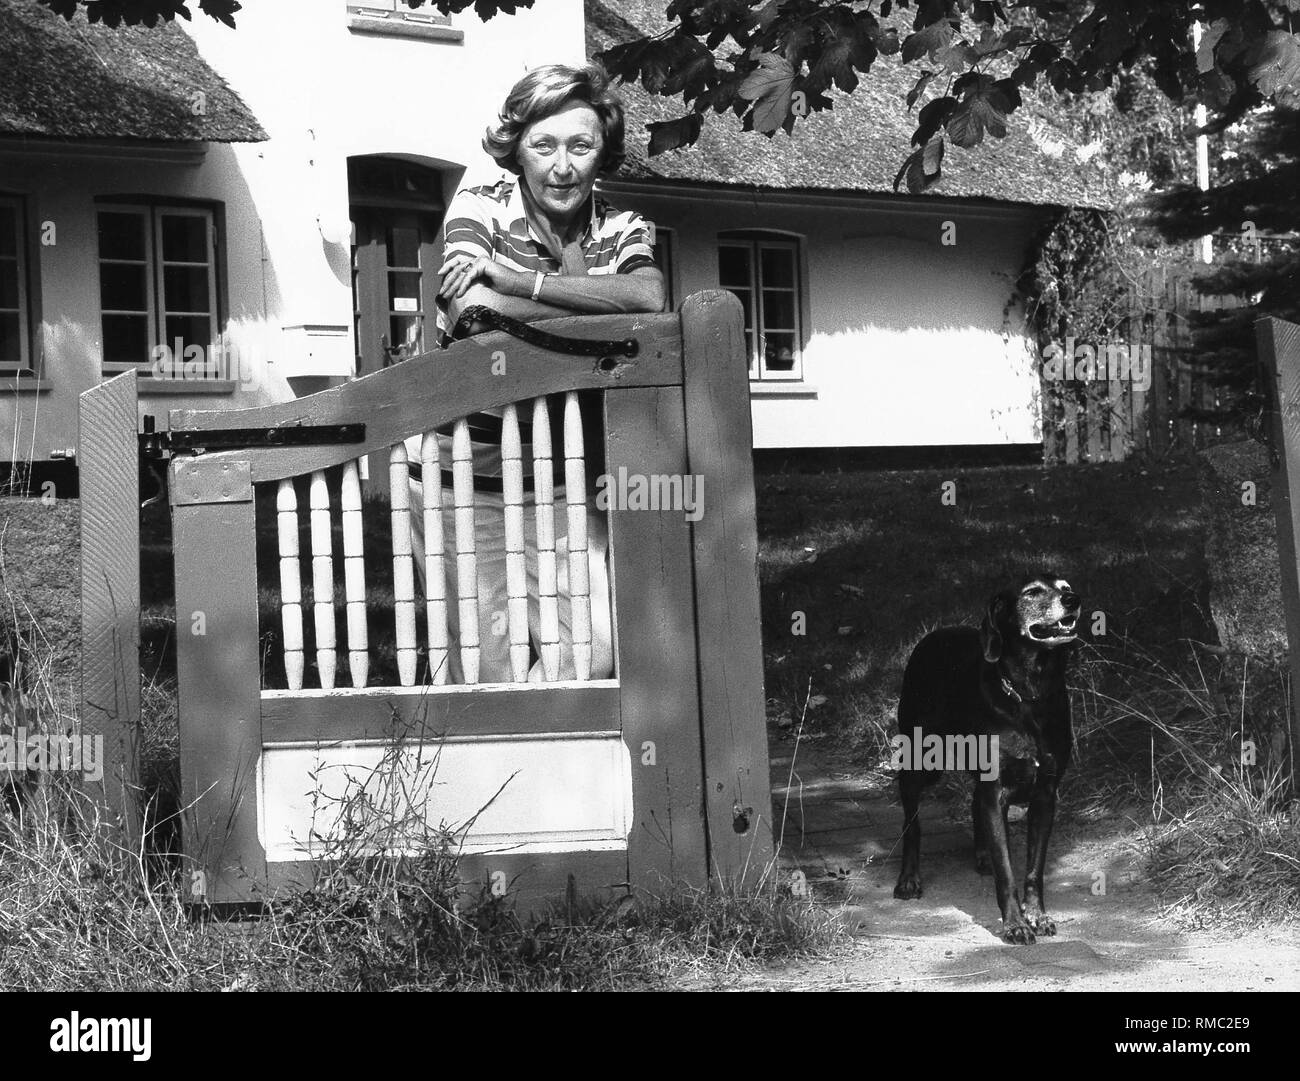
[1249,31,1300,101]
[1197,17,1231,74]
[946,76,1010,147]
[937,40,979,73]
[913,95,957,146]
[893,138,944,194]
[1198,69,1237,110]
[808,35,861,95]
[646,114,704,156]
[902,19,955,63]
[993,76,1021,111]
[907,69,938,109]
[921,134,944,177]
[738,51,796,134]
[662,37,718,98]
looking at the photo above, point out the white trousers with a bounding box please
[407,479,614,684]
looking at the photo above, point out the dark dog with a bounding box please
[892,574,1081,944]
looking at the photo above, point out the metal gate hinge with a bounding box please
[170,459,253,507]
[166,422,365,454]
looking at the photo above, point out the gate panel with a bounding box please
[259,734,632,862]
[159,300,763,906]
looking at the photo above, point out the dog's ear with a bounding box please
[980,594,1008,663]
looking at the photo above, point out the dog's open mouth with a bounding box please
[1026,615,1078,642]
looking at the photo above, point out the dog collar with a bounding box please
[1000,676,1023,704]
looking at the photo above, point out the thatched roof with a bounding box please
[589,0,1115,209]
[0,0,266,142]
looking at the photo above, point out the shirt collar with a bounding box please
[508,178,597,249]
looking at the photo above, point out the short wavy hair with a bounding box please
[483,62,625,177]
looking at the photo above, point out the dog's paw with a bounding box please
[893,873,923,900]
[999,916,1036,945]
[974,850,993,876]
[1026,910,1056,936]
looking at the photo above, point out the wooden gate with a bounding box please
[79,291,773,906]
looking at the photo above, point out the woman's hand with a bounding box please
[438,254,527,301]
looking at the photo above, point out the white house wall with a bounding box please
[0,1,585,462]
[183,0,588,383]
[0,145,294,462]
[602,183,1050,450]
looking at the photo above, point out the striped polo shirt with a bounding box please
[436,178,656,338]
[422,179,656,492]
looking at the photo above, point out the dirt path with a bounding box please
[680,731,1300,991]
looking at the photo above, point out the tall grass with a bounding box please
[1069,634,1299,927]
[0,633,837,991]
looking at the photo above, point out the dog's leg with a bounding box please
[1022,782,1058,936]
[976,781,1034,944]
[972,789,992,875]
[893,771,924,899]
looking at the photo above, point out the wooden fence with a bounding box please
[1257,316,1300,789]
[79,291,774,907]
[1041,267,1252,465]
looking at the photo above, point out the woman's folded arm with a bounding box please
[444,265,665,330]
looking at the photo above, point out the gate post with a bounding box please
[169,455,266,903]
[1257,316,1300,789]
[78,371,141,839]
[681,291,775,888]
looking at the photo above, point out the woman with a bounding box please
[437,63,664,330]
[410,63,664,684]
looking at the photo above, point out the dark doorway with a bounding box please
[348,156,445,377]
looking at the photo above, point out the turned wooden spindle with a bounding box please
[308,470,337,689]
[277,479,304,691]
[563,392,592,681]
[340,460,369,688]
[389,443,418,687]
[532,396,560,681]
[452,418,480,684]
[420,431,451,685]
[501,403,530,682]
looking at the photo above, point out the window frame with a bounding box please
[346,1,464,41]
[717,232,805,382]
[96,200,223,380]
[154,205,220,377]
[652,224,676,312]
[0,194,33,376]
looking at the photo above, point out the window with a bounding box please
[97,204,221,378]
[652,225,675,312]
[347,1,463,41]
[0,197,32,375]
[718,234,803,381]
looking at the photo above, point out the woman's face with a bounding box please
[516,101,604,227]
